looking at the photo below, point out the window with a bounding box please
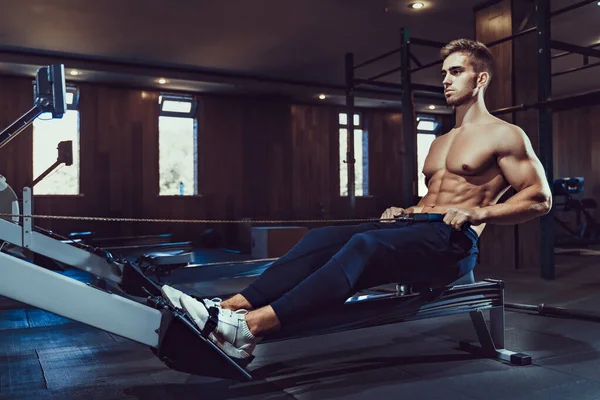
[158,95,198,196]
[32,86,80,195]
[417,133,435,197]
[339,112,369,197]
[416,115,441,197]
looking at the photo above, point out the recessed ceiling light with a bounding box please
[409,2,425,9]
[318,94,327,100]
[158,78,167,84]
[428,105,436,110]
[70,70,80,76]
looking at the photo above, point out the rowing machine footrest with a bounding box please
[152,310,253,381]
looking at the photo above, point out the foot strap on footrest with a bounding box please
[200,307,219,338]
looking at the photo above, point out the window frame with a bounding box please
[66,85,80,111]
[31,102,81,197]
[158,93,198,118]
[157,95,199,197]
[338,111,370,198]
[416,114,443,198]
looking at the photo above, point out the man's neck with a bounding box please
[454,95,490,128]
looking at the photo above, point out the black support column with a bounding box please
[400,28,417,208]
[536,0,555,280]
[345,53,356,218]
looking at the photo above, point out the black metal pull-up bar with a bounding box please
[485,26,537,48]
[551,40,600,60]
[550,0,598,18]
[491,88,600,116]
[553,42,600,60]
[353,48,402,70]
[365,66,402,82]
[410,37,448,49]
[553,61,600,78]
[410,59,443,75]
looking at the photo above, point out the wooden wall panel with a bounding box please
[364,110,404,214]
[552,104,600,246]
[475,0,517,270]
[0,73,408,249]
[290,105,337,219]
[196,96,245,244]
[241,98,293,221]
[476,0,513,116]
[0,77,35,191]
[553,105,600,214]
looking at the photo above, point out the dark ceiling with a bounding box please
[0,0,598,113]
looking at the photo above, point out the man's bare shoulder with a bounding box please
[489,121,532,156]
[490,121,527,139]
[431,128,456,146]
[482,117,523,134]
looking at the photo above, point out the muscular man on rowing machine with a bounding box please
[161,39,552,360]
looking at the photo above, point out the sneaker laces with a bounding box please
[218,308,248,318]
[202,297,223,308]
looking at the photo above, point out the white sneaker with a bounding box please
[160,285,222,310]
[180,295,260,360]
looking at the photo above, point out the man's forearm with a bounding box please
[480,186,552,225]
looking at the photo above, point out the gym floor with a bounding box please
[1,249,600,400]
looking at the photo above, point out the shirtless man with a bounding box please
[161,39,552,360]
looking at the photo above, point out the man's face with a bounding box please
[441,52,479,106]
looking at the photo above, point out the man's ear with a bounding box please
[477,72,490,88]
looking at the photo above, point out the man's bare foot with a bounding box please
[245,306,281,336]
[221,294,254,311]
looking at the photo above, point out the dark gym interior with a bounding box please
[0,0,600,399]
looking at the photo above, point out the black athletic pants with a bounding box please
[240,214,479,325]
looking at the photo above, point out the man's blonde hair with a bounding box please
[440,39,494,79]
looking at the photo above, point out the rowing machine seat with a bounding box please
[451,270,476,285]
[396,270,476,295]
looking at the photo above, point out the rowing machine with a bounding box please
[0,65,530,383]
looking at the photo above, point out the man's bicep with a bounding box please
[499,155,547,192]
[497,129,549,192]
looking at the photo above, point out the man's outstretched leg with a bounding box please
[233,223,386,310]
[177,227,398,359]
[161,222,385,312]
[177,222,478,359]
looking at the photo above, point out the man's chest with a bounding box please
[424,131,499,177]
